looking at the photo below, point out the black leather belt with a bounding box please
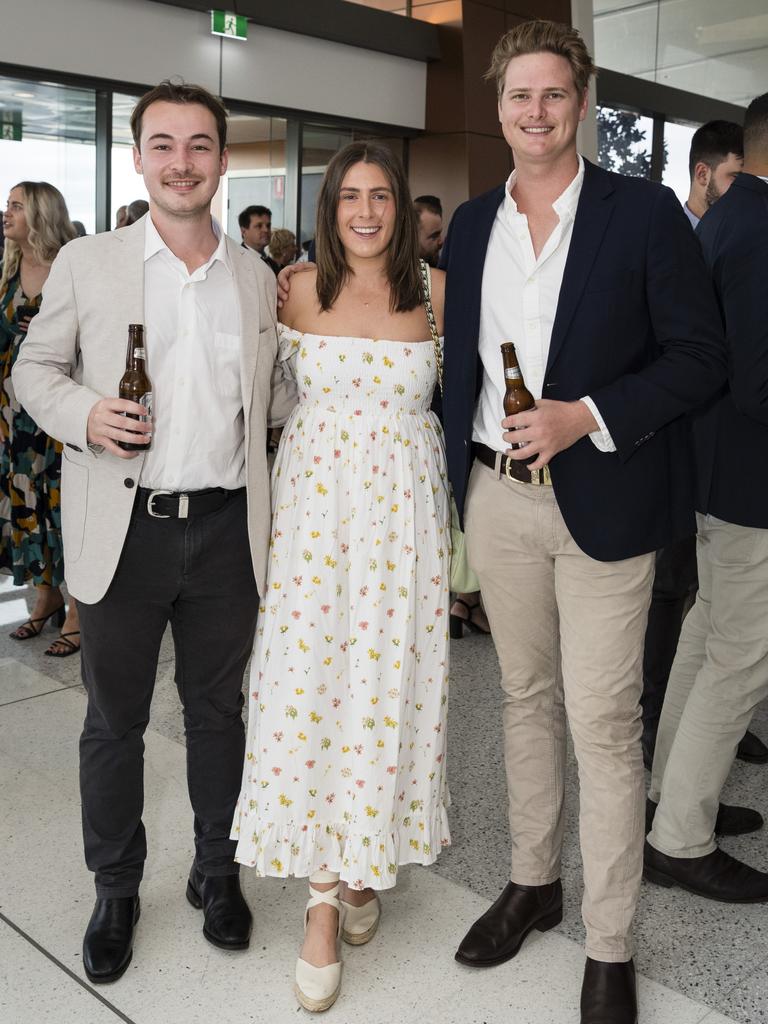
[473,442,552,487]
[137,486,245,519]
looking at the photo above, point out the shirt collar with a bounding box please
[503,154,585,220]
[144,213,232,277]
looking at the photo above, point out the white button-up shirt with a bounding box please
[139,215,245,491]
[473,156,613,454]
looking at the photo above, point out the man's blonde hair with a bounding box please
[486,20,596,98]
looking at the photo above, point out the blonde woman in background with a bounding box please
[0,181,80,656]
[268,227,298,268]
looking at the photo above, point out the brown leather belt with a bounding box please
[473,442,552,487]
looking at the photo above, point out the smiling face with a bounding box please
[132,100,227,221]
[3,187,29,244]
[335,161,396,260]
[498,52,587,171]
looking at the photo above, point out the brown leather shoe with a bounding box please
[455,879,562,968]
[645,797,763,837]
[643,841,768,902]
[580,958,637,1024]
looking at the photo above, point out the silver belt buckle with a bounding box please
[147,488,173,518]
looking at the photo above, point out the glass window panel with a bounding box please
[300,126,355,246]
[662,120,698,206]
[597,105,653,179]
[595,0,768,108]
[0,76,96,232]
[112,92,149,229]
[224,114,288,242]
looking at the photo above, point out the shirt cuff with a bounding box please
[580,396,617,453]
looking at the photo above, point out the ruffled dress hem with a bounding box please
[231,803,451,890]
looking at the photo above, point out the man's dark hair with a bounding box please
[238,205,272,230]
[414,195,443,217]
[130,79,228,152]
[124,199,149,225]
[688,120,744,179]
[744,93,768,156]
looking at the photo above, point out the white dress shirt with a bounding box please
[473,155,614,455]
[683,202,700,229]
[139,215,244,491]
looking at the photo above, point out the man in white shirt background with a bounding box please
[13,81,294,986]
[440,20,727,1023]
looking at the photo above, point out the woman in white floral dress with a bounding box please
[231,141,450,1011]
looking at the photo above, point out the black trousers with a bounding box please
[78,489,258,897]
[640,535,698,744]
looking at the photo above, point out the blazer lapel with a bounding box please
[546,160,615,376]
[229,240,260,413]
[451,187,504,396]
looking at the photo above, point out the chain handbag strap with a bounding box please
[420,258,443,395]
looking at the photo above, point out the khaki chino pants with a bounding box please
[464,461,654,961]
[649,513,768,857]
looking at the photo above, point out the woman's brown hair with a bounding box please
[314,141,421,313]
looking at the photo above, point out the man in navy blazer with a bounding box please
[444,21,726,1023]
[645,94,768,904]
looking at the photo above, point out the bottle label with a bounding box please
[134,347,146,360]
[139,392,153,421]
[504,367,522,380]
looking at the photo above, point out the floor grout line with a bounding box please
[0,911,139,1024]
[0,682,85,707]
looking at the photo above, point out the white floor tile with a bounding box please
[0,657,71,705]
[0,919,119,1024]
[1,683,743,1024]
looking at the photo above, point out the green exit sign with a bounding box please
[0,110,22,142]
[211,10,247,40]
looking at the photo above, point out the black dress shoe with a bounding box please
[736,730,768,764]
[643,841,768,902]
[645,797,763,837]
[186,865,252,950]
[455,879,562,968]
[83,895,140,984]
[580,957,637,1024]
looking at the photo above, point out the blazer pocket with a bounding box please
[213,331,242,398]
[61,447,88,564]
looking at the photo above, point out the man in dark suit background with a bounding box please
[644,93,768,904]
[639,119,768,774]
[442,20,726,1023]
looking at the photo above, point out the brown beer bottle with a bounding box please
[118,324,153,451]
[500,342,534,450]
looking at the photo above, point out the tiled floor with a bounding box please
[1,575,766,1024]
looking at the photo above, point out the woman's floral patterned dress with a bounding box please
[232,327,451,889]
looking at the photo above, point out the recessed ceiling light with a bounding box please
[12,91,34,99]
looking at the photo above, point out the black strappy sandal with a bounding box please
[44,630,81,658]
[449,596,491,639]
[9,603,65,640]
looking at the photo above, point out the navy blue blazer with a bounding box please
[694,172,768,529]
[440,158,727,562]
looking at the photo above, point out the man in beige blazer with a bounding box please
[13,80,295,985]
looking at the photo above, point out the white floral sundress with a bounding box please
[231,326,451,890]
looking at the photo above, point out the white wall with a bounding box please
[0,0,427,130]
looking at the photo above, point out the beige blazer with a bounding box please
[12,216,296,604]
